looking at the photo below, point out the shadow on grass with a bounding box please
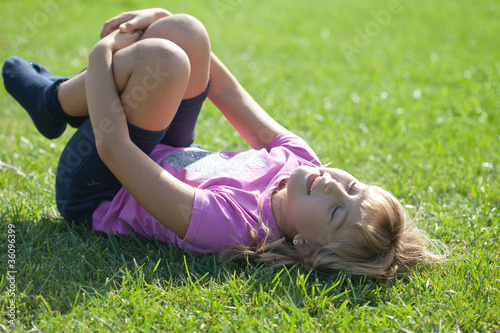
[3,212,395,316]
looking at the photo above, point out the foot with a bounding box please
[2,56,68,139]
[24,60,88,128]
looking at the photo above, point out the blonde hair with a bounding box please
[220,185,445,278]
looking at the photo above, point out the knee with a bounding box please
[170,14,210,43]
[145,14,210,55]
[117,38,191,79]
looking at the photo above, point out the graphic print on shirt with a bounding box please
[162,149,267,179]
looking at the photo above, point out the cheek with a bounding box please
[289,169,306,191]
[294,203,323,226]
[289,203,308,220]
[288,202,313,228]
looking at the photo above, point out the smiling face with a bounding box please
[279,165,372,247]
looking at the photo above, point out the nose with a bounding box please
[323,178,346,197]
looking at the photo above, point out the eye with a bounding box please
[331,204,340,220]
[348,181,356,194]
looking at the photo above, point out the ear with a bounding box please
[293,235,318,264]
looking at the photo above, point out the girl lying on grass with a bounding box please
[2,8,442,277]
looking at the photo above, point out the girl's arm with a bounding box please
[86,31,194,238]
[208,53,290,150]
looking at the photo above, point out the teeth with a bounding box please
[308,176,319,195]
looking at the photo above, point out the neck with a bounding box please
[271,179,292,238]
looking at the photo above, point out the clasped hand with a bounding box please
[99,8,172,39]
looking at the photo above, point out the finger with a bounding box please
[101,20,119,38]
[100,26,112,39]
[100,14,131,38]
[131,29,144,40]
[123,29,143,43]
[101,23,120,39]
[119,18,139,33]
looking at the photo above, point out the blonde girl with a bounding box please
[2,8,441,277]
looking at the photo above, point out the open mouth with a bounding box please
[307,174,320,195]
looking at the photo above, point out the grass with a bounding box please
[0,0,499,331]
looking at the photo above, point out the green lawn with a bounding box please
[1,0,499,331]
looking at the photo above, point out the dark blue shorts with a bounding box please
[55,83,210,226]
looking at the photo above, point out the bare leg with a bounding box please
[111,38,190,131]
[55,37,191,223]
[59,14,211,117]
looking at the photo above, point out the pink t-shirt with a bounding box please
[92,133,321,253]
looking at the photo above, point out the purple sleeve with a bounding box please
[268,133,321,166]
[181,188,256,253]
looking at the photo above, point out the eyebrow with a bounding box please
[360,184,370,195]
[354,183,371,200]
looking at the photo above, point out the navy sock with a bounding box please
[35,66,89,129]
[2,56,86,139]
[30,61,61,81]
[34,63,89,128]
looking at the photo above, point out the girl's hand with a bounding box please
[97,29,142,53]
[100,8,172,39]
